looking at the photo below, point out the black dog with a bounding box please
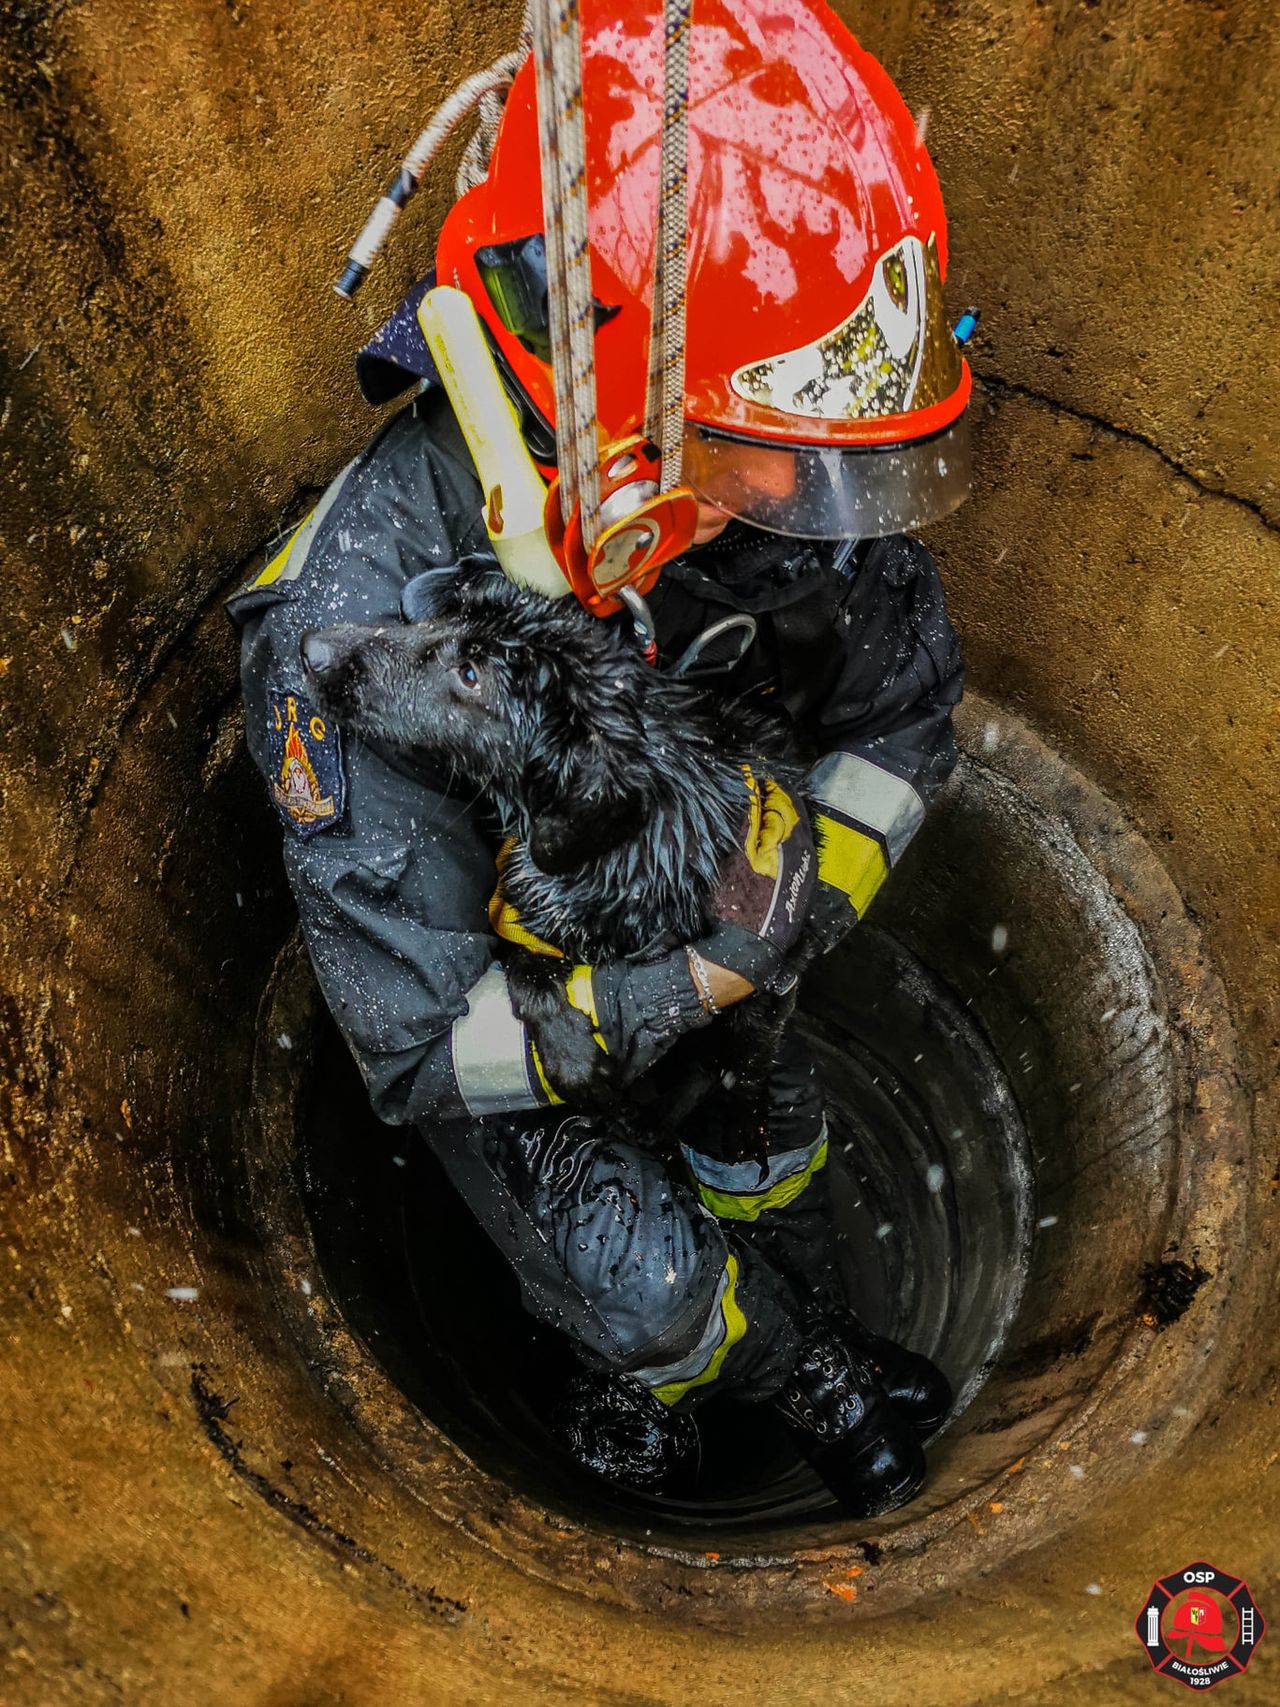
[299,561,811,1130]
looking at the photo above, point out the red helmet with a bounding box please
[1169,1592,1229,1655]
[437,0,971,540]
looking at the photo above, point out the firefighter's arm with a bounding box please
[805,535,964,949]
[237,573,722,1121]
[489,769,815,1104]
[264,724,736,1123]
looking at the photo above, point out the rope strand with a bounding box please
[531,0,603,544]
[645,0,692,491]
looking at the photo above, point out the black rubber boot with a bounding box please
[549,1371,700,1495]
[737,1205,953,1439]
[828,1310,953,1441]
[773,1323,926,1518]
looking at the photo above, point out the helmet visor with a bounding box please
[682,415,971,540]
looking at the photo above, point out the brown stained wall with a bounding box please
[0,0,511,933]
[891,0,1280,1118]
[1,1,1277,1702]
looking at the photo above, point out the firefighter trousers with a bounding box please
[422,1034,840,1407]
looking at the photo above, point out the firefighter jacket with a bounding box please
[227,386,963,1130]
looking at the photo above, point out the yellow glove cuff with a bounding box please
[740,764,802,880]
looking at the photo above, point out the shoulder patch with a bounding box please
[266,683,346,838]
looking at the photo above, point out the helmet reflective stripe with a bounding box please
[731,236,961,425]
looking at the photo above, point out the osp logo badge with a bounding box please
[1136,1561,1265,1690]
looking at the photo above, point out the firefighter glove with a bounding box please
[699,768,816,988]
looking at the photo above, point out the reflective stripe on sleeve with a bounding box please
[815,815,889,917]
[808,751,925,865]
[253,518,309,589]
[251,455,359,588]
[630,1255,747,1406]
[449,964,548,1117]
[529,1042,565,1107]
[683,1123,829,1223]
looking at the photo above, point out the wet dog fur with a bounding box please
[299,559,806,1118]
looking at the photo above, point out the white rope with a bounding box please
[455,74,519,195]
[644,0,692,491]
[337,48,522,293]
[400,52,524,182]
[530,0,602,545]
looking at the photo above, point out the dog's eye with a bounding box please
[452,662,481,694]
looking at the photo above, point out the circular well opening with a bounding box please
[244,692,1246,1618]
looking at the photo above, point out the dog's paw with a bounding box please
[505,957,623,1109]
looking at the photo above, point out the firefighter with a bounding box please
[229,0,966,1512]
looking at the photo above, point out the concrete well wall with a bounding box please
[1,1,1276,1701]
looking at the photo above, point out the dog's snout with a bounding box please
[296,623,411,736]
[300,629,342,680]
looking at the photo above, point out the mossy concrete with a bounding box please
[1,1,1276,1701]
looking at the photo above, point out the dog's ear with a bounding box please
[520,660,648,873]
[400,554,501,624]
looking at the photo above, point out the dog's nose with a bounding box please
[300,631,337,677]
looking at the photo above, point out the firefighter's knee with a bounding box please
[630,1237,801,1406]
